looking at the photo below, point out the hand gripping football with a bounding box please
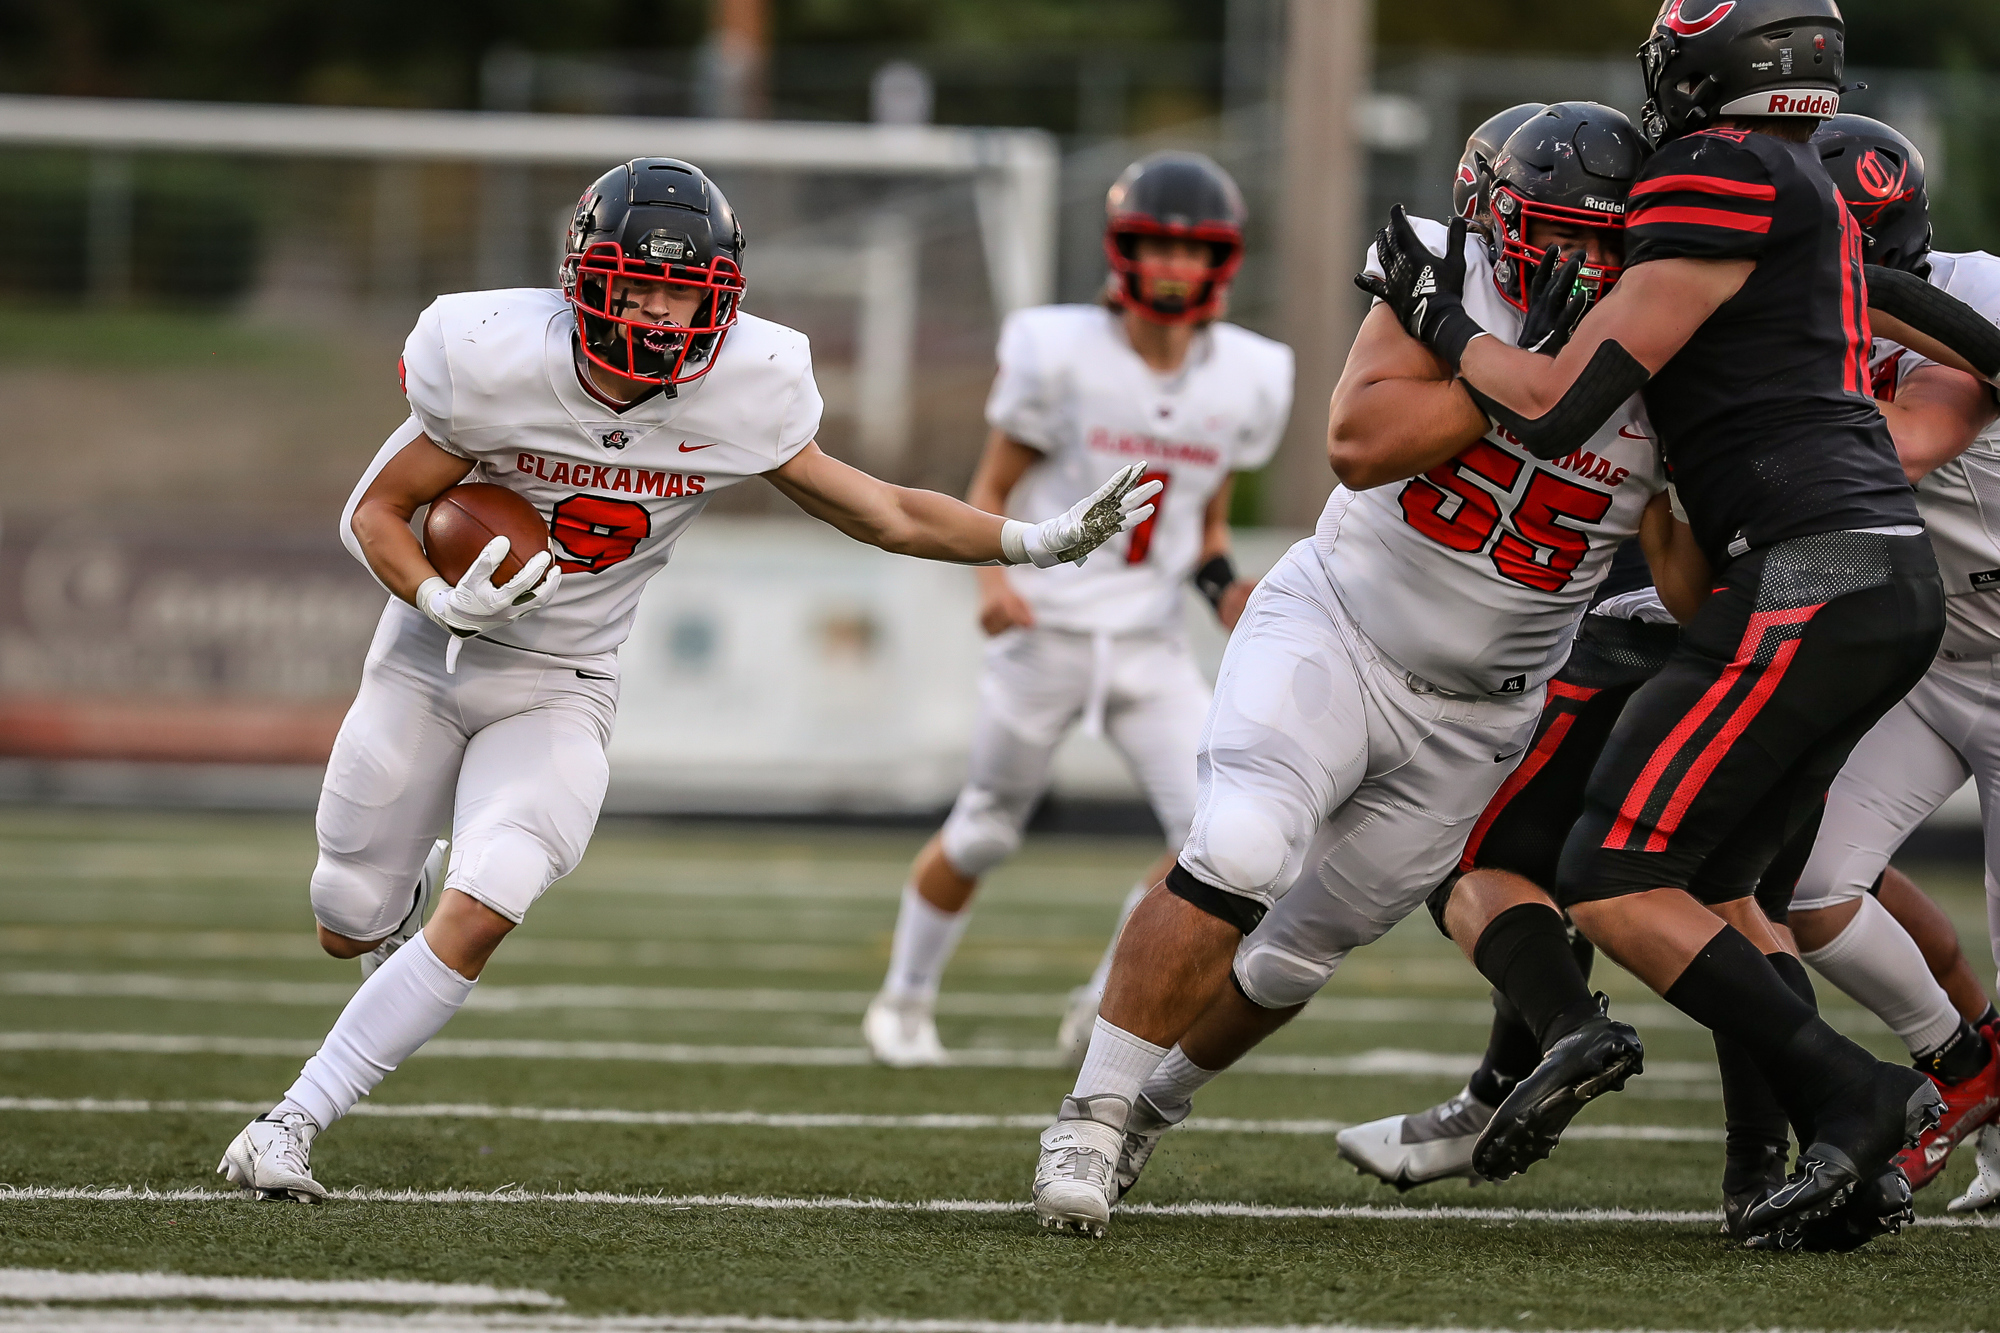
[423,484,553,588]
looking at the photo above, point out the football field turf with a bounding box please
[2,806,1996,1332]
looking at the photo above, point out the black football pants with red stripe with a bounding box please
[1555,530,1943,908]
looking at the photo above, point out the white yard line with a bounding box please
[0,973,1884,1037]
[0,1310,1936,1333]
[0,1269,557,1306]
[0,1032,1720,1083]
[4,1185,1995,1230]
[0,1097,1726,1141]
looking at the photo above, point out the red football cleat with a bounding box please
[1894,1027,2000,1191]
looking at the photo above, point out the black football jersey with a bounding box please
[1625,129,1917,567]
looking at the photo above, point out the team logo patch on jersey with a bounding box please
[600,430,631,451]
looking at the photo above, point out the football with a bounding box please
[422,483,552,587]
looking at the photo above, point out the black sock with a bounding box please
[1921,1020,1993,1084]
[1569,924,1596,984]
[1472,904,1600,1051]
[1714,1029,1791,1196]
[1662,927,1877,1131]
[1765,951,1821,1146]
[1470,992,1543,1105]
[1977,1004,1998,1032]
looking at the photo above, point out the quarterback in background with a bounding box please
[863,152,1293,1068]
[216,156,1159,1201]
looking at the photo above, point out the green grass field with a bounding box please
[1,806,1996,1331]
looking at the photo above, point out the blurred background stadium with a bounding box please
[0,0,1993,830]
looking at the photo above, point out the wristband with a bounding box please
[999,519,1032,567]
[1429,308,1487,372]
[415,576,453,630]
[1192,554,1237,612]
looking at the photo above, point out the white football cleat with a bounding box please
[1056,985,1101,1069]
[1113,1092,1189,1200]
[1947,1122,2000,1213]
[1033,1094,1126,1237]
[863,989,947,1068]
[361,839,447,980]
[217,1110,326,1203]
[1336,1085,1495,1191]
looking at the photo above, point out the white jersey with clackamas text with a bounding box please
[1872,249,2000,658]
[385,288,821,659]
[987,304,1293,636]
[1332,216,1667,696]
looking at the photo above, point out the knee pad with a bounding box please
[1193,798,1294,897]
[939,786,1032,877]
[448,825,561,925]
[309,851,408,941]
[1233,937,1344,1010]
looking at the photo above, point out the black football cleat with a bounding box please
[1743,1063,1943,1237]
[1720,1143,1789,1239]
[1472,995,1643,1182]
[1746,1167,1914,1252]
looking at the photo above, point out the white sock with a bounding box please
[1079,883,1150,1001]
[1069,1016,1167,1108]
[882,883,970,1002]
[1804,893,1962,1057]
[1138,1044,1221,1114]
[279,932,475,1130]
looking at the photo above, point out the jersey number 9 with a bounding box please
[551,494,651,574]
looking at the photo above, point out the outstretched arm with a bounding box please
[1327,303,1489,490]
[1453,257,1754,458]
[767,441,1157,567]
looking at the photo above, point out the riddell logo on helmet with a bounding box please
[1762,91,1838,115]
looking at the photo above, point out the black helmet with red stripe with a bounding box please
[1103,152,1246,325]
[1814,114,1932,276]
[561,157,746,388]
[1455,103,1547,222]
[1485,102,1649,311]
[1637,0,1845,146]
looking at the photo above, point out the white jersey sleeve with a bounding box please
[400,302,463,456]
[1883,250,2000,656]
[1320,220,1666,696]
[986,309,1064,452]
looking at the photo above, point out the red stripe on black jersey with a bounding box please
[1625,133,1780,265]
[1625,204,1773,233]
[1838,203,1872,396]
[1628,174,1778,201]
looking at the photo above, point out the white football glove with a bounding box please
[416,537,561,673]
[1000,462,1164,569]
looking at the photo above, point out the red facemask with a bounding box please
[564,241,746,386]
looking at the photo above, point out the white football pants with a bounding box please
[1178,540,1543,1009]
[938,626,1208,875]
[1793,649,2000,969]
[310,601,618,938]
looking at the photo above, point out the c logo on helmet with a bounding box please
[1660,0,1737,36]
[1855,150,1905,201]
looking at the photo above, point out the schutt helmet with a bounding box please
[1814,114,1932,276]
[1637,0,1845,145]
[561,158,746,388]
[1103,152,1247,325]
[1485,101,1649,311]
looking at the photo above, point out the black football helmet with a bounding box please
[1814,114,1932,276]
[1455,103,1547,222]
[1103,152,1246,324]
[561,158,746,387]
[1485,102,1649,311]
[1637,0,1845,145]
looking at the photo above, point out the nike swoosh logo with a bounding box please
[679,442,717,452]
[1617,426,1651,440]
[1495,750,1524,763]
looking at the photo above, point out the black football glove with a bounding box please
[1517,245,1589,357]
[1353,205,1486,370]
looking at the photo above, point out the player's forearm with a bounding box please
[871,487,1011,562]
[352,499,445,604]
[1328,378,1487,490]
[1639,495,1710,624]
